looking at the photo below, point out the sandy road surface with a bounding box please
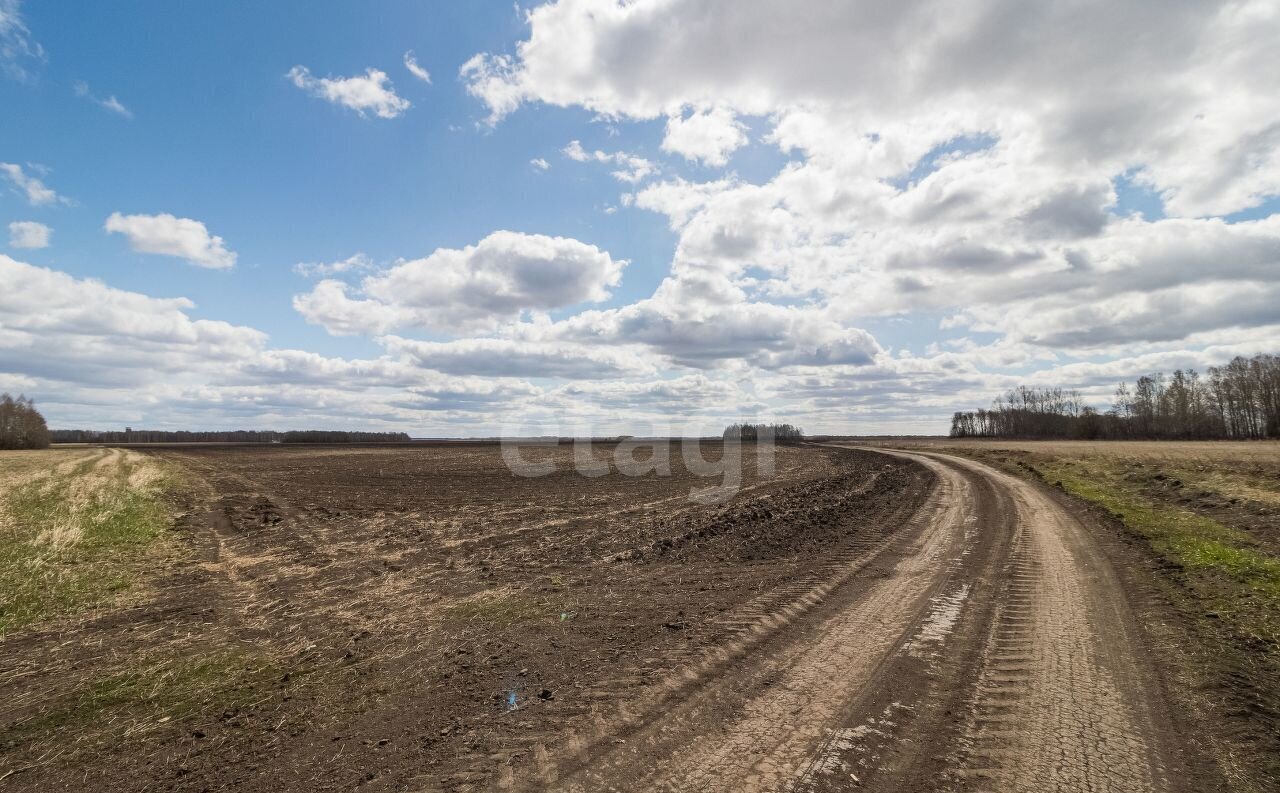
[540,447,1190,793]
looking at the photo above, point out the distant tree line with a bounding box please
[280,430,412,443]
[49,429,411,444]
[0,394,51,449]
[950,353,1280,440]
[51,429,278,444]
[723,423,805,441]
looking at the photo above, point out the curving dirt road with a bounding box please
[534,447,1194,793]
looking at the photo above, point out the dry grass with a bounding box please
[8,650,272,742]
[879,439,1280,584]
[880,440,1280,529]
[0,448,180,635]
[874,439,1280,686]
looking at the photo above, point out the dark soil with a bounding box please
[0,442,931,791]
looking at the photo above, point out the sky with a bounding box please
[2,0,1279,436]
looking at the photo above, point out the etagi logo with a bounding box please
[499,423,779,504]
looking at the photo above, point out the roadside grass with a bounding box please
[0,449,183,635]
[899,441,1280,650]
[1037,457,1280,647]
[881,440,1280,788]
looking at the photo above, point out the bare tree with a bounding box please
[0,394,51,450]
[948,354,1280,440]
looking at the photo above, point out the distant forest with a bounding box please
[0,394,51,450]
[49,429,412,444]
[950,353,1280,440]
[723,423,805,441]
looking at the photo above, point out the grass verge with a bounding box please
[899,443,1280,790]
[1034,457,1280,648]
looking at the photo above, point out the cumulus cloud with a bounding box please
[0,254,262,388]
[446,0,1280,431]
[548,373,750,419]
[529,277,882,371]
[662,107,748,166]
[7,220,48,248]
[0,255,551,431]
[465,0,1280,218]
[459,52,524,124]
[295,230,626,335]
[9,2,1280,434]
[971,281,1280,351]
[104,212,237,269]
[0,162,66,206]
[403,50,431,83]
[286,65,410,119]
[291,280,406,337]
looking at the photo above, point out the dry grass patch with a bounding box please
[0,448,181,635]
[7,649,272,744]
[878,440,1280,645]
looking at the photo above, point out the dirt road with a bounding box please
[539,446,1194,792]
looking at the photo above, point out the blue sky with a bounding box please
[2,1,1278,434]
[4,2,676,353]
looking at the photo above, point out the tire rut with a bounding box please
[937,452,1176,792]
[530,450,972,792]
[545,446,1195,792]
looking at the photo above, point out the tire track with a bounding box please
[531,449,974,792]
[539,445,1192,793]
[936,452,1174,792]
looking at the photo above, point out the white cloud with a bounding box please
[613,139,1280,365]
[465,0,1280,219]
[381,335,657,379]
[8,220,48,249]
[0,255,551,431]
[0,162,66,206]
[0,254,262,388]
[562,140,656,183]
[7,2,1280,435]
[662,107,748,166]
[0,0,43,81]
[459,52,524,124]
[293,253,373,278]
[525,274,882,371]
[291,279,406,337]
[631,176,737,227]
[104,212,237,269]
[100,96,131,117]
[0,371,36,392]
[403,50,431,84]
[547,373,749,418]
[286,65,410,119]
[295,230,626,335]
[74,81,133,118]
